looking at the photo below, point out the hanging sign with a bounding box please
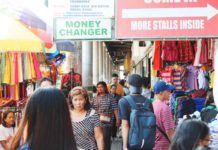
[49,0,114,18]
[117,0,218,39]
[54,18,112,40]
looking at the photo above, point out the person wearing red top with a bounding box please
[152,81,175,150]
[61,68,82,97]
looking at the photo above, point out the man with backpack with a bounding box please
[119,74,155,150]
[152,81,175,150]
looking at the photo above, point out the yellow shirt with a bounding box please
[107,83,124,96]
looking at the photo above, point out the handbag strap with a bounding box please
[156,126,170,143]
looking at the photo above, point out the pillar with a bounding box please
[98,42,103,81]
[92,41,99,85]
[82,41,93,90]
[103,44,106,81]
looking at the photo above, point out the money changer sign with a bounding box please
[55,18,112,40]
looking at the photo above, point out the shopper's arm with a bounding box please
[114,109,120,127]
[166,128,175,140]
[94,126,104,150]
[122,120,129,150]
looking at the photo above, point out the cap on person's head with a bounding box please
[128,74,143,87]
[153,81,175,94]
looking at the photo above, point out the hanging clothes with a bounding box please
[197,69,209,90]
[210,71,214,88]
[29,53,36,79]
[25,53,32,80]
[17,53,23,83]
[3,53,11,84]
[0,53,5,85]
[10,53,15,85]
[153,41,162,70]
[199,39,209,64]
[178,41,195,62]
[32,53,42,80]
[159,66,174,83]
[172,66,188,90]
[194,39,202,66]
[186,65,199,90]
[14,53,19,84]
[162,41,179,61]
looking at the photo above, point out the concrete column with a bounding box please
[108,57,111,83]
[82,41,93,89]
[103,44,106,81]
[92,41,99,85]
[98,42,103,81]
[107,54,111,83]
[106,51,109,83]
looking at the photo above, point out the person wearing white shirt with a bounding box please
[0,110,15,150]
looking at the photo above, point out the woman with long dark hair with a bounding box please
[0,110,15,150]
[170,120,211,150]
[92,81,119,150]
[9,87,77,150]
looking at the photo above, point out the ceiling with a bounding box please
[105,41,132,64]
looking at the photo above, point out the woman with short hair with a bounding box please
[69,86,104,150]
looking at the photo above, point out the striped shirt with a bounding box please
[153,100,175,150]
[92,93,118,127]
[72,109,101,150]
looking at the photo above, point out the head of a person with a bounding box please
[127,74,143,94]
[92,85,97,93]
[119,79,125,87]
[110,84,117,95]
[68,86,90,111]
[142,77,150,89]
[153,81,175,101]
[10,87,76,150]
[97,81,109,95]
[2,110,15,128]
[170,120,210,150]
[205,90,215,106]
[111,73,119,84]
[39,77,53,87]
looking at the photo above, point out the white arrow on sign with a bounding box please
[122,4,218,20]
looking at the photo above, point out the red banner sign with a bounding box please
[116,0,218,39]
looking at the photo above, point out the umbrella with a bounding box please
[0,13,44,52]
[29,27,53,49]
[56,41,77,52]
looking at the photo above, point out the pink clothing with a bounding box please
[32,53,42,80]
[153,100,175,150]
[14,53,18,84]
[199,39,209,64]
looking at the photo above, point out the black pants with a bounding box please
[103,126,111,150]
[111,121,117,138]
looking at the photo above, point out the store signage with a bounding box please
[49,0,114,18]
[54,18,112,40]
[117,0,218,39]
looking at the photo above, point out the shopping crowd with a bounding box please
[0,73,218,150]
